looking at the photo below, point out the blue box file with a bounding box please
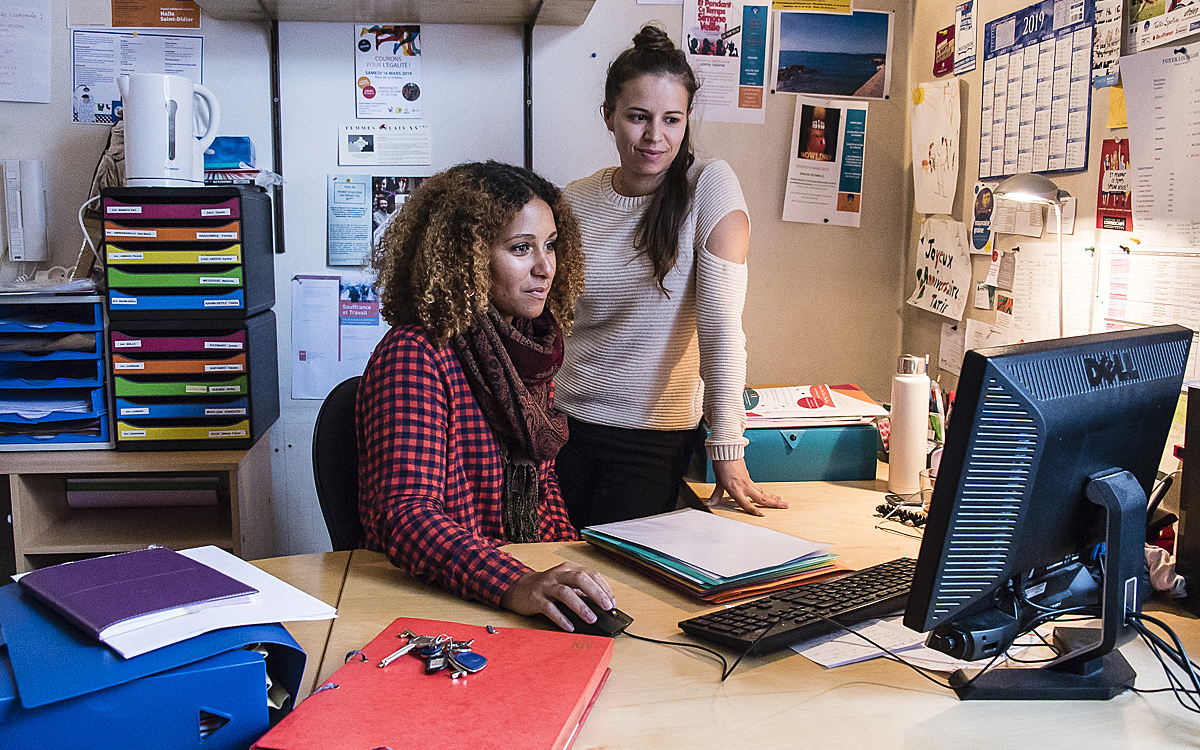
[688,423,881,483]
[115,397,249,420]
[0,583,305,750]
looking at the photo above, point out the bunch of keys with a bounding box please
[378,629,488,678]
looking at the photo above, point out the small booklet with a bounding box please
[16,546,258,642]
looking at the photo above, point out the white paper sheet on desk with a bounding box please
[585,509,828,579]
[793,617,1040,672]
[101,545,337,659]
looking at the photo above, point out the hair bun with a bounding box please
[632,25,676,53]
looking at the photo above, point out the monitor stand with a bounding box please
[950,468,1145,700]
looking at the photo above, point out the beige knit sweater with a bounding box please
[558,159,750,461]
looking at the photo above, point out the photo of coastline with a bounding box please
[772,10,893,99]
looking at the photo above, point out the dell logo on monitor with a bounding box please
[1084,353,1140,387]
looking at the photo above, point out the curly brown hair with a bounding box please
[370,161,584,347]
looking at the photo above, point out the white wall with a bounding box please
[534,0,913,401]
[901,0,1128,385]
[271,22,526,554]
[0,2,273,279]
[4,0,917,557]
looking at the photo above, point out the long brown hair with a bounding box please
[370,161,584,347]
[604,25,700,292]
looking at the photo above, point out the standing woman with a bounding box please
[554,26,787,527]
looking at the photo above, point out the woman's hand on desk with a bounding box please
[708,458,788,516]
[500,563,615,631]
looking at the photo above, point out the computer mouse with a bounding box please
[550,596,633,637]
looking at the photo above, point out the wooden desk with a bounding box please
[257,478,1200,748]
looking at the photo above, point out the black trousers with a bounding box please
[556,416,701,529]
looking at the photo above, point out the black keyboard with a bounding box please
[678,557,918,655]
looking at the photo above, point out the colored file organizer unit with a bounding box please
[100,185,279,450]
[101,186,274,320]
[109,311,279,450]
[252,617,613,750]
[0,295,110,449]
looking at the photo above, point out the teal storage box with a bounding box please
[0,582,305,750]
[689,423,880,483]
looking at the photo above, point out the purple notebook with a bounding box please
[17,547,258,642]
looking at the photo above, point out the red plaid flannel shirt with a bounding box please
[357,325,579,607]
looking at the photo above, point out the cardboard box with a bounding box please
[0,583,305,750]
[689,423,881,483]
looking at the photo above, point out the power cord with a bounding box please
[626,600,1014,686]
[1126,611,1200,713]
[78,194,102,275]
[624,582,1199,708]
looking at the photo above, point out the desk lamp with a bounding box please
[994,173,1071,337]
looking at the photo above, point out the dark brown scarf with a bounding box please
[452,308,569,542]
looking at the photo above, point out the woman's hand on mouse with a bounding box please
[501,563,615,631]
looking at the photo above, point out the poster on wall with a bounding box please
[338,123,432,166]
[906,217,970,321]
[71,29,202,123]
[354,24,422,119]
[328,174,425,266]
[1,2,50,103]
[978,0,1094,179]
[683,0,770,124]
[371,175,425,236]
[1121,46,1200,248]
[328,175,372,266]
[1127,0,1200,54]
[67,0,201,29]
[782,96,867,227]
[770,10,893,99]
[1096,138,1132,231]
[954,1,977,74]
[291,274,389,400]
[971,182,996,255]
[1092,0,1122,87]
[911,78,960,215]
[933,25,954,76]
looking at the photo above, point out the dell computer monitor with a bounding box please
[903,324,1193,700]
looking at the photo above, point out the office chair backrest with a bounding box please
[312,376,365,551]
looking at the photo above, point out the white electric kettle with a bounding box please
[117,73,221,187]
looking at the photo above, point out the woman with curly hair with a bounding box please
[358,160,614,630]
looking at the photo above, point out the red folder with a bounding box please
[252,617,614,750]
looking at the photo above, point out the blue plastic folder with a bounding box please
[0,583,305,750]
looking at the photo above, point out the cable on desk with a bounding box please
[1126,611,1200,713]
[619,630,728,676]
[692,599,1013,686]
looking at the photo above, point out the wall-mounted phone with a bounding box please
[2,159,49,262]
